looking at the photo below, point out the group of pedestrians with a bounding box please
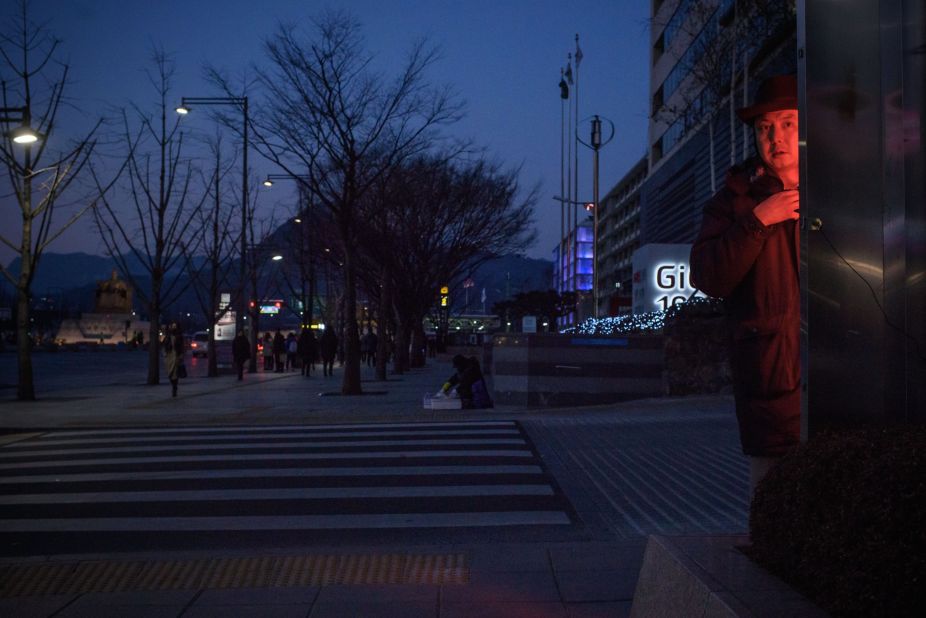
[161,323,348,397]
[242,328,340,377]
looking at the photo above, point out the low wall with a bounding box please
[630,535,826,617]
[490,333,664,407]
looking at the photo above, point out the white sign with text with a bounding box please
[631,243,705,314]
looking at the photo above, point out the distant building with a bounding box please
[596,156,647,316]
[55,271,149,345]
[552,219,593,328]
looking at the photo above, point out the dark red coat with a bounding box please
[690,159,800,457]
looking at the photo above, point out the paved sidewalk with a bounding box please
[0,352,743,617]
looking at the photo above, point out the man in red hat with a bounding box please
[690,74,800,495]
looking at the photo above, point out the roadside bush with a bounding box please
[748,426,926,617]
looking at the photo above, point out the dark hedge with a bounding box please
[748,426,926,617]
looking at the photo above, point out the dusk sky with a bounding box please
[3,0,651,265]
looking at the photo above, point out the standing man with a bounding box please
[232,330,250,381]
[690,75,800,494]
[272,328,285,373]
[319,327,338,377]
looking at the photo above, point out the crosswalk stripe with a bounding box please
[0,438,528,459]
[0,464,545,485]
[0,465,543,485]
[40,421,517,438]
[0,512,571,532]
[0,485,555,504]
[0,449,534,471]
[6,428,522,449]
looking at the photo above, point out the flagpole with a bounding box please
[559,68,566,297]
[573,34,581,309]
[566,52,573,306]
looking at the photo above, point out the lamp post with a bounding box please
[176,96,249,339]
[577,115,614,319]
[262,174,315,332]
[2,105,41,144]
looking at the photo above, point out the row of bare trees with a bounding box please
[209,11,537,395]
[1,3,538,400]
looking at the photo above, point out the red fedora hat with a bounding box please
[736,74,798,123]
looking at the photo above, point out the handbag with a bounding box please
[178,363,187,379]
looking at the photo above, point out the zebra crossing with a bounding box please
[0,421,573,553]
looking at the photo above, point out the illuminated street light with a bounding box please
[272,254,283,261]
[2,106,41,145]
[175,105,189,115]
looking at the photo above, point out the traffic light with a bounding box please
[440,286,449,308]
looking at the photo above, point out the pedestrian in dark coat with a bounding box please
[690,75,800,493]
[319,328,338,377]
[272,329,285,373]
[232,331,250,381]
[161,322,184,397]
[297,328,317,376]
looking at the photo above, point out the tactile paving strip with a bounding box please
[0,552,469,597]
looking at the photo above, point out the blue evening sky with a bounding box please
[5,0,650,263]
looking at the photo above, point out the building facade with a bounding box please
[553,219,593,327]
[596,156,647,316]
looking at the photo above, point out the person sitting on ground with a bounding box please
[442,354,493,409]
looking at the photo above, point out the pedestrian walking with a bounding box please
[162,322,185,398]
[298,328,317,376]
[272,329,286,373]
[232,330,250,381]
[262,332,273,370]
[319,327,338,377]
[362,329,378,368]
[285,332,298,371]
[690,74,801,495]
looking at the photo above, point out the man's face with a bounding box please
[754,110,799,178]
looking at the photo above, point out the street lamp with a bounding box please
[263,173,315,331]
[577,114,614,319]
[1,106,42,144]
[176,96,249,339]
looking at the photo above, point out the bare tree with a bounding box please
[181,135,239,377]
[361,154,536,373]
[652,0,796,190]
[0,0,113,400]
[93,50,207,385]
[217,11,464,394]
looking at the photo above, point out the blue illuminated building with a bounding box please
[553,219,593,327]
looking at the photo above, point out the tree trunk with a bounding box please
[393,317,410,375]
[410,319,426,368]
[340,245,362,395]
[16,171,35,401]
[16,284,35,401]
[147,302,161,385]
[208,329,218,377]
[375,271,390,382]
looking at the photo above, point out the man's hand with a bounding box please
[753,189,800,226]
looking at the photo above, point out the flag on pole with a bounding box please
[559,73,569,99]
[564,61,573,85]
[575,38,583,66]
[481,288,486,304]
